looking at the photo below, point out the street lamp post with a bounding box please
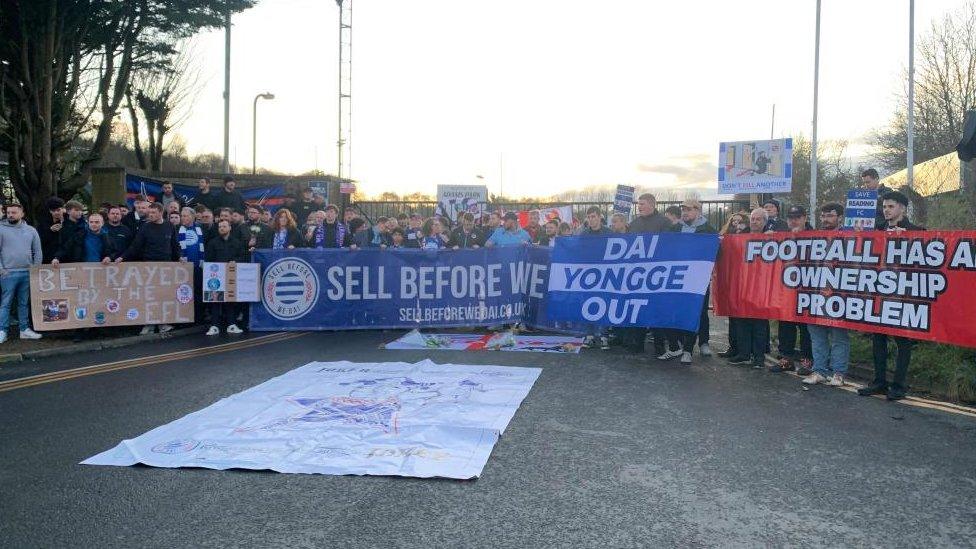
[252,92,275,175]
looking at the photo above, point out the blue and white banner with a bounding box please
[545,233,720,330]
[83,360,541,479]
[250,247,553,331]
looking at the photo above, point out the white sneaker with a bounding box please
[599,336,610,350]
[680,351,692,364]
[828,374,845,387]
[0,330,7,344]
[583,335,595,348]
[19,328,42,340]
[699,343,712,357]
[139,325,155,335]
[226,324,243,334]
[802,372,828,385]
[657,349,682,360]
[205,325,220,336]
[158,324,174,334]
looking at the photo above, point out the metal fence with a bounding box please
[352,199,749,230]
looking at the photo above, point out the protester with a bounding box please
[558,222,574,237]
[293,187,317,226]
[609,213,628,234]
[215,177,247,215]
[486,212,531,247]
[524,211,542,241]
[168,211,182,227]
[51,213,113,265]
[718,212,749,359]
[0,203,43,342]
[343,207,358,228]
[271,209,303,250]
[245,205,274,251]
[396,213,409,230]
[420,218,449,250]
[449,212,484,249]
[762,198,789,232]
[177,208,205,267]
[625,193,672,355]
[669,199,717,364]
[123,195,150,234]
[537,219,560,246]
[305,205,354,249]
[486,211,502,233]
[726,208,770,368]
[857,191,923,401]
[204,219,245,336]
[158,181,183,211]
[389,227,406,249]
[404,213,423,248]
[104,206,133,259]
[197,208,217,243]
[195,178,219,212]
[38,197,66,264]
[348,217,372,249]
[772,205,814,374]
[59,200,87,253]
[860,168,891,228]
[664,205,682,227]
[800,202,851,386]
[261,209,272,225]
[118,202,183,334]
[580,206,612,236]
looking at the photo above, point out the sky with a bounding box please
[176,0,970,198]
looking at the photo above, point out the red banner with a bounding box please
[713,231,976,348]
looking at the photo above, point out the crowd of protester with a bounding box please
[0,169,924,400]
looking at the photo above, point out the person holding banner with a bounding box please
[420,218,450,250]
[718,212,749,359]
[799,202,851,387]
[104,206,133,259]
[671,199,717,364]
[51,213,114,266]
[485,213,531,247]
[727,208,771,368]
[58,201,87,254]
[449,212,484,249]
[773,206,814,374]
[624,193,672,356]
[305,205,354,249]
[857,191,924,401]
[761,198,788,233]
[122,196,150,234]
[118,202,184,335]
[245,205,274,252]
[535,219,559,247]
[404,213,423,248]
[578,207,613,350]
[0,203,43,343]
[860,168,891,228]
[204,220,245,336]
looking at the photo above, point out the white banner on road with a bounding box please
[82,360,541,479]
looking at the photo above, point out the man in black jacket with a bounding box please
[38,197,66,263]
[59,200,88,252]
[861,168,892,228]
[244,205,274,251]
[194,178,219,212]
[215,177,247,215]
[449,212,484,249]
[204,219,246,336]
[858,191,924,401]
[624,193,672,355]
[51,213,113,265]
[762,198,789,232]
[122,195,151,234]
[104,206,133,259]
[118,202,184,334]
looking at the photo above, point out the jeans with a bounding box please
[778,321,812,359]
[872,334,914,391]
[807,325,849,377]
[0,270,31,331]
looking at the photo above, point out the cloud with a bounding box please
[636,154,715,186]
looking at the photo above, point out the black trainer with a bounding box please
[857,382,887,396]
[726,355,751,365]
[886,386,907,401]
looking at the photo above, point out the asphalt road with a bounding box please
[1,329,975,548]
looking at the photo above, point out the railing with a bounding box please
[352,200,749,230]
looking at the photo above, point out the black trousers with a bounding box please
[727,317,740,355]
[735,318,769,366]
[209,302,238,329]
[872,334,914,390]
[679,289,711,351]
[777,321,811,359]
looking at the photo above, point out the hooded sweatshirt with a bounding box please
[673,215,717,234]
[0,219,43,271]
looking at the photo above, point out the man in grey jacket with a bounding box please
[0,203,43,342]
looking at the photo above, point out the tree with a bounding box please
[786,134,862,210]
[0,0,255,219]
[872,2,976,172]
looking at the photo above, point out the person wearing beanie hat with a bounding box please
[761,198,788,232]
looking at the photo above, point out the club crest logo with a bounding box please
[176,284,193,304]
[262,258,319,321]
[74,307,87,320]
[105,300,120,314]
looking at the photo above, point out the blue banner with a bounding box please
[125,174,289,212]
[545,233,719,331]
[250,247,555,331]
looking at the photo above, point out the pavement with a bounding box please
[1,327,975,548]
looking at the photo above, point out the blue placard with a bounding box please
[844,189,878,229]
[544,233,719,330]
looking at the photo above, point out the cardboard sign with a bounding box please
[202,262,261,302]
[30,262,194,331]
[843,189,878,229]
[718,138,793,193]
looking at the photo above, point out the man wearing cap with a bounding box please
[857,191,923,401]
[485,212,532,247]
[762,198,788,232]
[666,199,717,364]
[773,205,814,374]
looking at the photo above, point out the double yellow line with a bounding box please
[0,332,306,393]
